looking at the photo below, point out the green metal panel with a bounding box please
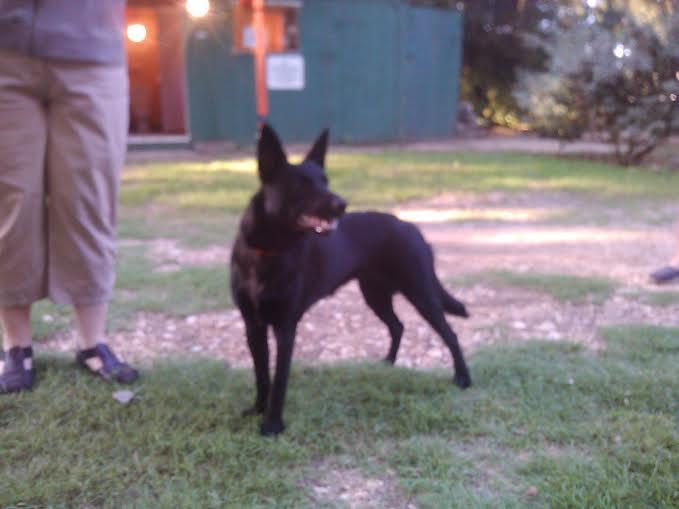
[185,5,256,144]
[268,0,400,143]
[399,5,463,139]
[184,0,462,144]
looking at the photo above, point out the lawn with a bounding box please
[2,327,677,508]
[453,270,618,305]
[1,150,678,508]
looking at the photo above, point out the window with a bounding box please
[232,0,301,53]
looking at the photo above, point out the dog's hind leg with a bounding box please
[406,291,472,389]
[359,276,404,364]
[421,306,471,388]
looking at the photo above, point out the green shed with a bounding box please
[125,0,463,147]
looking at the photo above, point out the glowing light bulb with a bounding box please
[127,24,147,43]
[187,0,210,18]
[613,43,625,58]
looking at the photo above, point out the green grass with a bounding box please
[1,325,676,508]
[634,290,679,307]
[30,301,73,341]
[107,245,231,331]
[122,151,679,216]
[3,150,679,506]
[454,270,618,305]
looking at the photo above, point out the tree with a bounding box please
[516,1,679,165]
[458,0,555,128]
[448,0,585,128]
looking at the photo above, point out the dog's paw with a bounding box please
[453,371,472,389]
[260,419,285,436]
[382,355,396,365]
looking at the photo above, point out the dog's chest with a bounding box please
[242,258,296,322]
[244,264,264,304]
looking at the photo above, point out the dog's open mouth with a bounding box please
[298,214,339,234]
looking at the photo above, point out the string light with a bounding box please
[186,0,210,18]
[126,23,147,43]
[613,43,630,58]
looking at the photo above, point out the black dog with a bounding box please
[230,125,471,435]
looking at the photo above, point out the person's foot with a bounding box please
[650,265,679,284]
[76,343,138,384]
[0,346,34,394]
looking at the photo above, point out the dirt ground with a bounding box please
[41,188,679,371]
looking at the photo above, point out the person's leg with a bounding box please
[45,61,136,383]
[71,302,136,383]
[73,303,108,351]
[72,302,137,383]
[45,61,128,306]
[0,307,32,349]
[0,50,49,392]
[0,306,35,393]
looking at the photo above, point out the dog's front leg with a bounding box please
[260,322,297,436]
[242,319,270,417]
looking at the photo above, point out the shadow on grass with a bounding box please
[1,325,677,508]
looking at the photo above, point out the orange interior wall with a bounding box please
[126,8,161,133]
[126,4,187,134]
[156,8,187,133]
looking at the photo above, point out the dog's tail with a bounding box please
[438,279,470,318]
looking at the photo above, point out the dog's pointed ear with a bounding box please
[258,124,287,182]
[304,128,329,168]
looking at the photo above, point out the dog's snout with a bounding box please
[331,196,347,215]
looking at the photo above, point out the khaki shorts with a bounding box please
[0,50,128,306]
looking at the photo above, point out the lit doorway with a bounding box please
[126,1,188,142]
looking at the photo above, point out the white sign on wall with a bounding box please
[266,53,305,91]
[242,26,255,50]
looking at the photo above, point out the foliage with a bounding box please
[517,2,679,165]
[404,1,679,142]
[458,0,553,129]
[411,1,555,128]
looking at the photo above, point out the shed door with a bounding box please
[400,6,462,139]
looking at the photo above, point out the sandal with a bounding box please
[0,346,34,394]
[76,343,138,384]
[650,265,679,284]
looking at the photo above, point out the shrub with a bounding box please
[517,4,679,165]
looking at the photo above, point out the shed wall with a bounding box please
[185,0,463,144]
